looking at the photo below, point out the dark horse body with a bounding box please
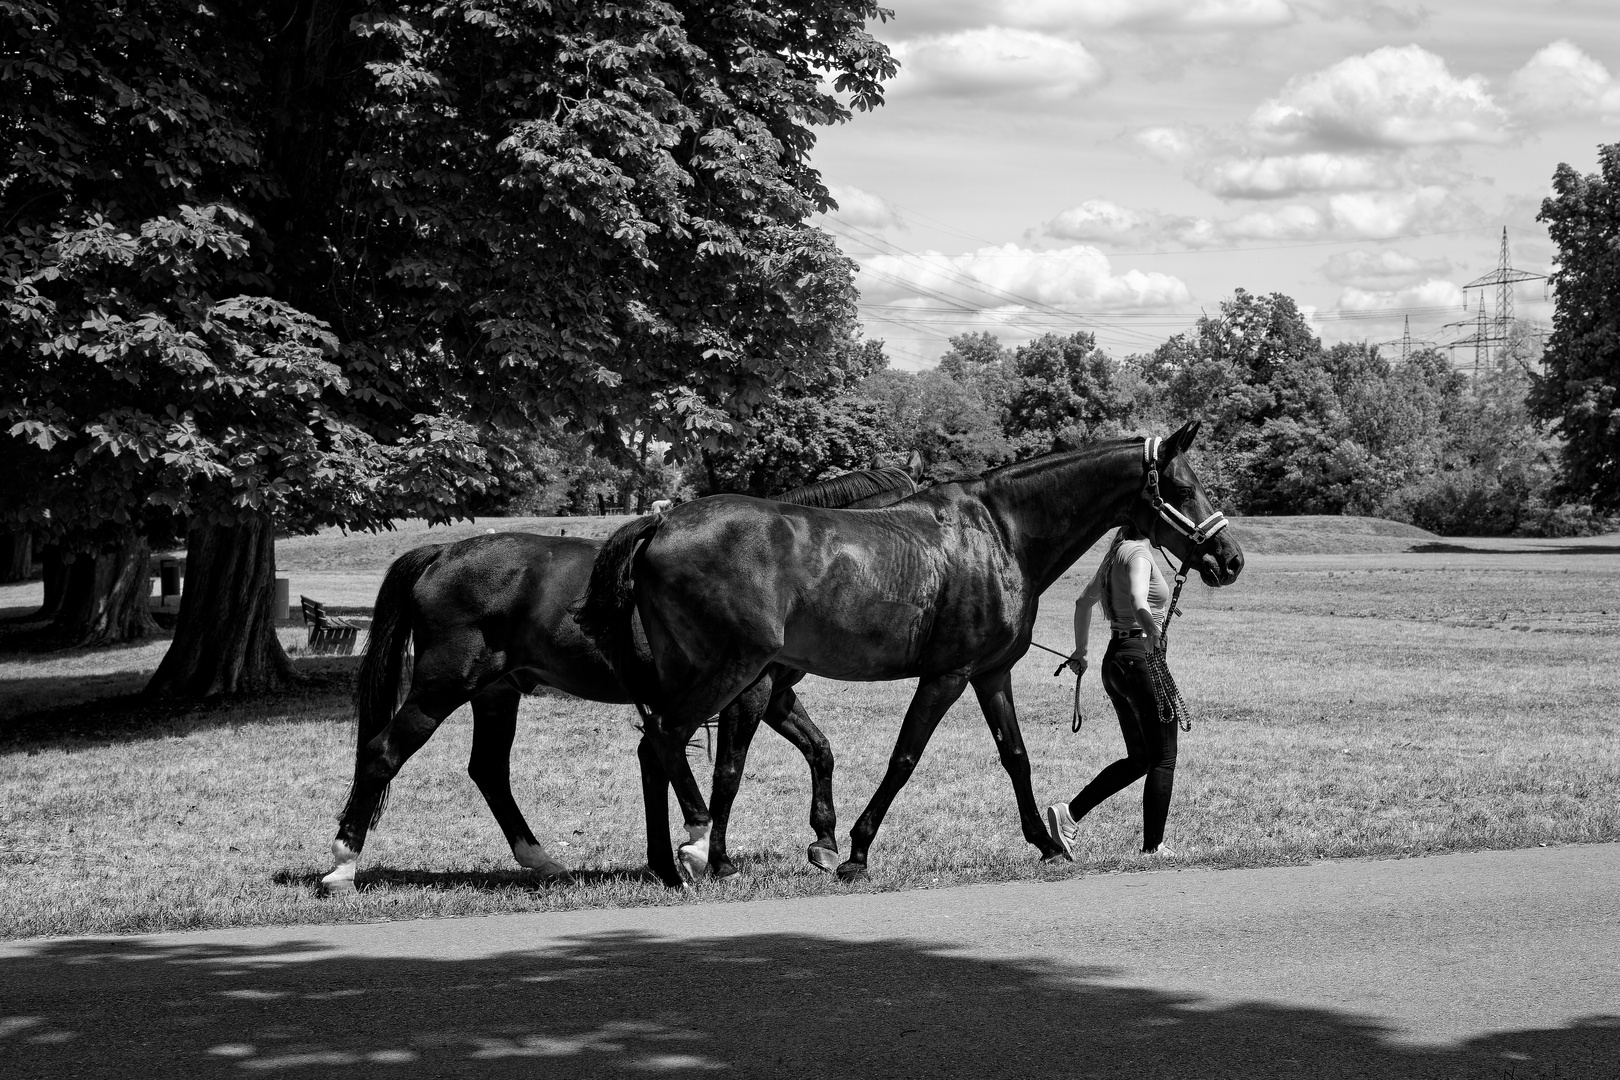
[578,424,1244,885]
[322,468,916,893]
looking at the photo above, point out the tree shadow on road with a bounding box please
[3,929,1614,1079]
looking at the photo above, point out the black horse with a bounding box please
[322,467,917,893]
[577,423,1244,885]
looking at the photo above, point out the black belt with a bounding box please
[1111,628,1146,639]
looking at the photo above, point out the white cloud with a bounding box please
[888,28,1107,102]
[1038,184,1468,249]
[1326,185,1455,239]
[823,184,905,231]
[858,244,1191,309]
[1199,152,1394,198]
[1222,203,1327,240]
[1041,201,1221,248]
[1323,248,1452,289]
[1300,1,1427,31]
[1336,277,1465,312]
[1505,41,1620,121]
[1042,200,1154,244]
[1134,126,1203,162]
[1249,45,1511,149]
[1003,0,1295,31]
[885,0,1296,36]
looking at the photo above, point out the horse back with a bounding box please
[640,493,1032,680]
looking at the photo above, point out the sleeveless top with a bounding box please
[1096,539,1171,633]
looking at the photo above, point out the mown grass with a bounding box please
[1,522,1617,939]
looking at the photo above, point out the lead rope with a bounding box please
[1024,639,1087,732]
[1149,550,1195,732]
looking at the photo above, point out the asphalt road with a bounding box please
[3,845,1617,1078]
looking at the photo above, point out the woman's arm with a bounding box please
[1069,565,1103,673]
[1127,553,1161,651]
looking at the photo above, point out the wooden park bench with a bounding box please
[300,595,361,655]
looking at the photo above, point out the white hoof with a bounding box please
[677,824,711,884]
[320,839,359,895]
[513,840,574,882]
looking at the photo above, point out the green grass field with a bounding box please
[2,516,1617,940]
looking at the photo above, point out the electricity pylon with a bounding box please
[1446,228,1546,381]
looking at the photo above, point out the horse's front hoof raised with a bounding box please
[835,861,869,883]
[807,844,840,873]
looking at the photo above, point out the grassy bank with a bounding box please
[1,522,1617,939]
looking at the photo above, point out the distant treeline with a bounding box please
[486,289,1610,538]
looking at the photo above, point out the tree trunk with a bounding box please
[48,539,160,645]
[146,513,294,698]
[39,546,66,621]
[1,529,33,583]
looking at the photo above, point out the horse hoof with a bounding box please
[319,875,356,897]
[710,859,740,880]
[677,842,710,884]
[807,845,840,873]
[636,864,686,889]
[835,861,869,883]
[1041,851,1071,865]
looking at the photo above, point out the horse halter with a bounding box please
[1141,437,1228,549]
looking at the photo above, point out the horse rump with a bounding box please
[574,513,662,699]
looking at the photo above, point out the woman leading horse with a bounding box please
[577,422,1243,885]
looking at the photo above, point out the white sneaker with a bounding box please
[1044,804,1077,861]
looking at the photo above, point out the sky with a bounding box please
[808,0,1619,370]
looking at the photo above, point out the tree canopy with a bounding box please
[0,0,898,685]
[1538,142,1620,512]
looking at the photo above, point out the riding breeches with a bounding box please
[1067,635,1179,851]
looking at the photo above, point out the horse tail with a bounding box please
[575,513,663,698]
[346,543,444,829]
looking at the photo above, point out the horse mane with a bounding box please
[961,439,1139,498]
[774,466,916,508]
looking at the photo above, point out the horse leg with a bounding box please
[707,681,770,880]
[761,686,840,873]
[659,725,714,884]
[466,683,571,882]
[323,686,463,894]
[636,727,711,887]
[973,667,1065,862]
[839,673,969,883]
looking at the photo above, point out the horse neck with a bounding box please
[976,444,1142,592]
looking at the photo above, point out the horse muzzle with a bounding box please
[1199,545,1244,587]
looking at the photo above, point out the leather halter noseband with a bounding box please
[1141,437,1228,548]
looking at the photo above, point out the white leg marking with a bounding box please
[678,823,711,883]
[320,839,359,895]
[513,839,573,881]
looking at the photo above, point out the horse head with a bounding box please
[1127,420,1244,587]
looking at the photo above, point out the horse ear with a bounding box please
[1157,420,1201,466]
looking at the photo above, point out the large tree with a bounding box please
[1537,144,1620,512]
[1003,331,1151,455]
[1,1,896,691]
[697,334,896,494]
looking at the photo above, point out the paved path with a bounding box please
[4,846,1618,1078]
